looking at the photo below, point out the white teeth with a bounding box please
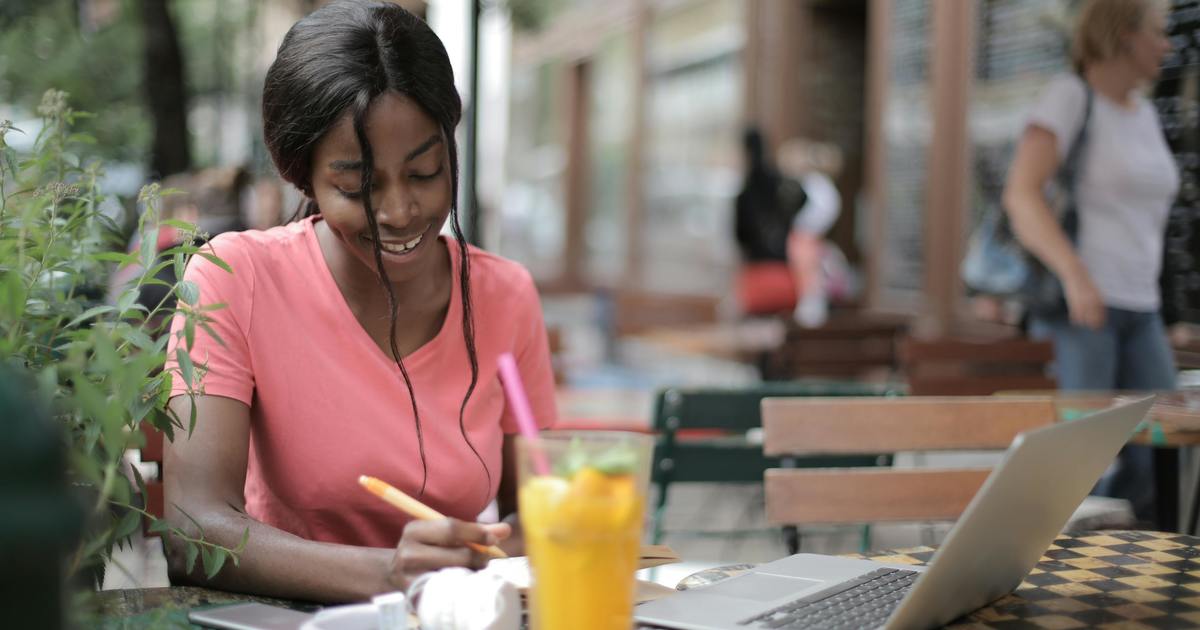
[377,232,423,255]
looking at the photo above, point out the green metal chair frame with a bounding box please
[650,381,902,553]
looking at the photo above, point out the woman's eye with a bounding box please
[337,188,362,199]
[410,166,444,182]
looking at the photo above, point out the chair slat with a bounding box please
[764,468,992,524]
[762,396,1057,455]
[900,338,1054,363]
[907,375,1058,397]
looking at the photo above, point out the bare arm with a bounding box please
[494,434,525,556]
[164,395,508,602]
[1002,125,1105,329]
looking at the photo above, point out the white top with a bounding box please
[1026,73,1179,312]
[791,171,841,235]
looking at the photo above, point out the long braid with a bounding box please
[441,118,489,506]
[351,92,430,496]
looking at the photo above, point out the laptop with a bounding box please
[635,396,1154,630]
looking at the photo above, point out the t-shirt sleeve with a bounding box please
[165,235,256,405]
[500,268,558,433]
[793,171,841,235]
[1026,74,1088,160]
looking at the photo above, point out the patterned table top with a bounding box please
[97,530,1200,629]
[672,530,1200,629]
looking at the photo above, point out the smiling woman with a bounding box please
[158,0,558,604]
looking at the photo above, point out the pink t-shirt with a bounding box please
[166,216,557,549]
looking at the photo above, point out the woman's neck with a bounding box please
[1084,61,1143,109]
[315,218,452,316]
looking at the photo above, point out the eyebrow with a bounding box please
[326,134,443,172]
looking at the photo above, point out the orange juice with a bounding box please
[518,433,652,630]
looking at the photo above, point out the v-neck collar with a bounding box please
[303,215,459,371]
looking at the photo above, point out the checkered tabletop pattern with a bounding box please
[666,530,1200,629]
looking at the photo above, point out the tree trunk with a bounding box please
[140,0,190,178]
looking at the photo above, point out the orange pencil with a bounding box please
[358,475,508,559]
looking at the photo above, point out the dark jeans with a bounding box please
[1032,307,1177,523]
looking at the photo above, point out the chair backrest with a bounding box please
[761,313,909,381]
[140,423,165,535]
[760,396,1059,525]
[900,337,1055,396]
[612,290,720,338]
[652,382,901,484]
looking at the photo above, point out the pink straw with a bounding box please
[497,352,551,475]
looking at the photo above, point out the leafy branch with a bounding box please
[0,90,241,589]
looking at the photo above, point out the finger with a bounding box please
[397,542,480,573]
[483,522,512,541]
[404,518,496,547]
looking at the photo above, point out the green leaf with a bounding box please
[237,527,249,554]
[201,544,226,580]
[0,271,28,320]
[173,253,186,282]
[130,461,148,499]
[140,227,160,270]
[114,508,141,542]
[175,348,194,388]
[184,317,195,350]
[177,280,199,306]
[148,519,171,535]
[122,326,156,352]
[197,251,232,274]
[198,320,225,348]
[65,304,115,329]
[185,543,199,575]
[91,251,136,266]
[161,219,197,232]
[111,475,131,506]
[117,288,138,317]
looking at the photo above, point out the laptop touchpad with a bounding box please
[708,573,822,602]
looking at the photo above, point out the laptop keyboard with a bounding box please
[738,567,919,629]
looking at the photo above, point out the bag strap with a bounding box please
[1057,80,1094,244]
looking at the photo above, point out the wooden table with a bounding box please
[661,530,1200,629]
[1053,392,1200,534]
[93,585,319,627]
[94,531,1200,628]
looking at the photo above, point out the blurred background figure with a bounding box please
[733,127,807,317]
[778,138,846,328]
[244,177,285,231]
[1004,0,1177,523]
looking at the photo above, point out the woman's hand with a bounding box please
[386,519,512,590]
[1064,270,1106,330]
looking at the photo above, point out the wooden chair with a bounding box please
[760,397,1059,529]
[899,337,1055,396]
[650,382,901,550]
[612,290,720,338]
[760,312,909,381]
[140,423,165,535]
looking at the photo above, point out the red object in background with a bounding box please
[737,262,797,315]
[140,423,165,536]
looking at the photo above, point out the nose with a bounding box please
[373,183,420,232]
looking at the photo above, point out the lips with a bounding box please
[363,226,428,256]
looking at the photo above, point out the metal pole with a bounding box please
[464,0,482,246]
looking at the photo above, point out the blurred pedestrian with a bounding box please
[733,128,807,315]
[1003,0,1177,523]
[778,139,844,328]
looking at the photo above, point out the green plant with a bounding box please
[0,90,245,592]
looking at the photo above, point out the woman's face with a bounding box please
[1125,7,1172,82]
[311,92,452,284]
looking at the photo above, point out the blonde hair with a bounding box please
[1071,0,1165,73]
